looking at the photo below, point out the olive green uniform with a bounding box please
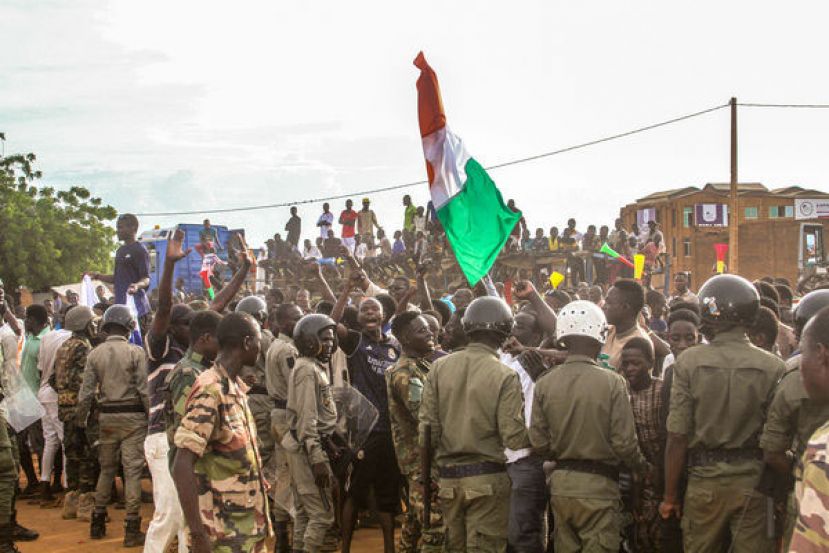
[284,356,337,553]
[759,354,829,547]
[419,343,530,553]
[0,340,17,527]
[265,333,297,523]
[243,331,275,470]
[530,354,648,552]
[667,327,785,553]
[77,335,149,520]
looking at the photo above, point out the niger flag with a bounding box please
[415,52,520,285]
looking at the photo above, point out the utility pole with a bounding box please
[729,97,739,274]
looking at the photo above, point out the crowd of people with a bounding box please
[0,198,826,553]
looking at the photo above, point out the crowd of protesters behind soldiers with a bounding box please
[0,190,827,553]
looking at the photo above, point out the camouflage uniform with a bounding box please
[386,354,443,553]
[77,335,149,520]
[284,356,337,553]
[789,420,829,552]
[163,348,211,466]
[53,335,100,493]
[760,355,829,547]
[265,333,297,523]
[174,363,271,553]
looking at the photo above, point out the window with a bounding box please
[744,207,758,219]
[769,206,779,218]
[683,238,692,257]
[769,205,793,218]
[672,237,677,256]
[683,207,693,228]
[784,205,794,218]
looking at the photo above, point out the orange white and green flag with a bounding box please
[414,52,520,285]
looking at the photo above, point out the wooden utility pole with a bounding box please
[729,97,739,274]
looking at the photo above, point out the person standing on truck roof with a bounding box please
[199,219,222,252]
[87,213,152,330]
[285,207,302,251]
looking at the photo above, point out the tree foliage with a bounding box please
[0,144,117,291]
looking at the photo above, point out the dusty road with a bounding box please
[15,496,387,553]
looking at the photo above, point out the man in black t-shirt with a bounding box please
[332,287,401,553]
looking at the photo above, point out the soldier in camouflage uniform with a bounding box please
[52,306,100,521]
[760,289,829,548]
[386,311,444,553]
[264,303,304,553]
[789,304,829,552]
[163,310,222,465]
[173,312,271,553]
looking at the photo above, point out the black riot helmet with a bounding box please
[235,296,268,326]
[794,289,829,337]
[698,274,760,328]
[293,314,338,360]
[101,304,135,333]
[462,296,514,339]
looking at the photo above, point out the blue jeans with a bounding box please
[507,456,548,553]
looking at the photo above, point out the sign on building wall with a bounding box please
[795,198,829,220]
[695,204,728,227]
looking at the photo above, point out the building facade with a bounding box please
[620,183,829,289]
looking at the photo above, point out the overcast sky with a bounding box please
[3,0,829,247]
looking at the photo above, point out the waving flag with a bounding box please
[415,52,520,285]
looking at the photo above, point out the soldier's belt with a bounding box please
[552,459,619,481]
[99,404,145,414]
[247,384,269,396]
[438,461,506,479]
[687,447,762,467]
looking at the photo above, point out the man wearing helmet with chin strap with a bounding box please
[530,300,647,553]
[283,314,339,553]
[77,304,149,546]
[235,296,277,500]
[760,288,829,549]
[660,274,785,553]
[419,296,530,553]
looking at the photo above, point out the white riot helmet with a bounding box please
[555,300,609,345]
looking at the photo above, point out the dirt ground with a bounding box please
[15,494,387,553]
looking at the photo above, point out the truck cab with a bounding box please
[798,223,828,293]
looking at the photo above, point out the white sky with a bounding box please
[3,0,829,246]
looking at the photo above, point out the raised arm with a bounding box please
[210,233,252,313]
[310,262,337,304]
[416,264,433,312]
[512,280,557,337]
[151,227,190,338]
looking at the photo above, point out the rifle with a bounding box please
[422,424,432,530]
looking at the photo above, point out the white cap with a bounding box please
[555,300,609,345]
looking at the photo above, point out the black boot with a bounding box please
[9,511,37,542]
[123,517,145,548]
[274,521,290,553]
[16,483,38,500]
[0,523,20,553]
[90,510,106,540]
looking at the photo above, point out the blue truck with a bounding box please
[138,224,243,296]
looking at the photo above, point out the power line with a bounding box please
[737,103,829,109]
[136,102,730,217]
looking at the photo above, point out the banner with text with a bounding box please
[795,198,829,220]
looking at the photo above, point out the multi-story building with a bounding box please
[620,183,829,289]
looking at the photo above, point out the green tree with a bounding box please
[0,143,117,292]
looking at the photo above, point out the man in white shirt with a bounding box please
[316,203,334,239]
[37,322,72,505]
[501,309,549,553]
